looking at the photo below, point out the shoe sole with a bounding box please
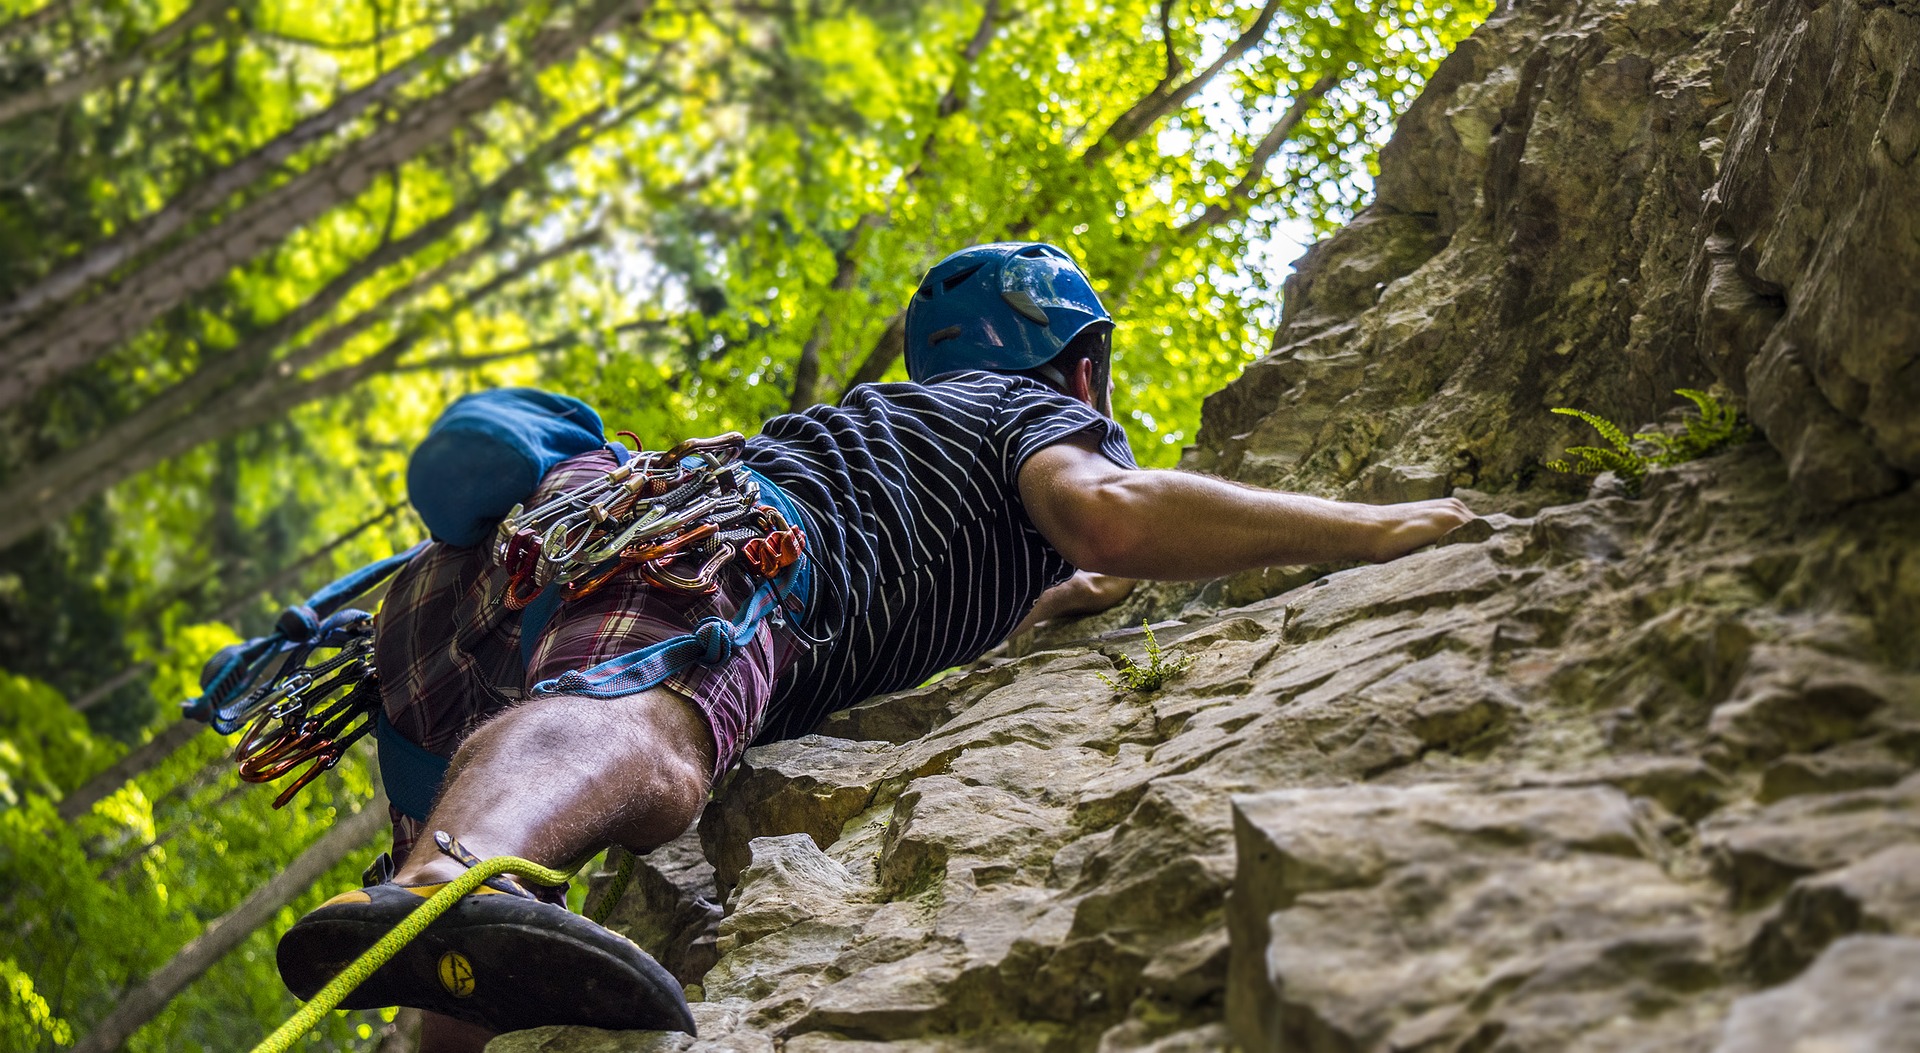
[277,887,694,1033]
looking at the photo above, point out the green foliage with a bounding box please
[1546,407,1651,491]
[1547,389,1755,496]
[0,673,387,1052]
[1099,622,1194,694]
[0,673,120,804]
[0,955,71,1050]
[1645,388,1758,465]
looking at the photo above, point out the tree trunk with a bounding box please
[0,68,516,408]
[66,793,390,1053]
[54,228,601,496]
[57,720,206,823]
[0,0,643,414]
[0,0,228,126]
[0,101,616,550]
[0,1,513,339]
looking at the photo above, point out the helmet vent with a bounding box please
[928,325,963,345]
[1001,289,1051,325]
[941,265,984,291]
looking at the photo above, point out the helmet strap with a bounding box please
[1031,363,1069,389]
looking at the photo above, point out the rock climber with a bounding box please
[274,241,1476,1051]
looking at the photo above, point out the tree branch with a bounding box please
[1177,71,1340,235]
[1157,0,1182,83]
[0,1,514,339]
[0,0,229,126]
[1078,0,1286,167]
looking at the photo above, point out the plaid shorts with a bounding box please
[374,449,802,864]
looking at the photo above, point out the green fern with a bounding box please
[1546,407,1650,491]
[1099,622,1194,694]
[1640,388,1756,467]
[1546,389,1753,496]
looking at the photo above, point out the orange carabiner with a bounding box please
[270,751,337,808]
[744,527,806,578]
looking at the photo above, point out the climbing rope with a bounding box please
[246,852,580,1053]
[578,846,638,924]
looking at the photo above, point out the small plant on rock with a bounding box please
[1547,388,1754,496]
[1100,622,1194,694]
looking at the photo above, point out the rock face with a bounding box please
[492,0,1920,1049]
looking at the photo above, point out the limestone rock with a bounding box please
[1747,843,1920,982]
[1227,783,1724,1052]
[591,829,724,986]
[1714,937,1920,1053]
[1700,775,1920,908]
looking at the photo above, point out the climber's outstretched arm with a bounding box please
[1018,438,1476,580]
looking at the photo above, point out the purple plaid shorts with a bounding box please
[374,449,802,864]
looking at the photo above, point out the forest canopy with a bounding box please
[0,0,1488,1047]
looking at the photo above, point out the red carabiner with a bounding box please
[744,527,806,578]
[501,530,549,610]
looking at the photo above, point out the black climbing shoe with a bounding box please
[275,881,695,1034]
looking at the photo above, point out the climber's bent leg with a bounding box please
[275,686,709,1038]
[391,684,717,888]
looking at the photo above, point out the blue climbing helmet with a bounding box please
[905,242,1113,383]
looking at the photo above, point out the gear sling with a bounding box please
[184,388,812,822]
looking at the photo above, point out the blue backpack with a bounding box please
[408,388,611,547]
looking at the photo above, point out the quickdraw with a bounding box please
[492,432,806,611]
[200,611,388,811]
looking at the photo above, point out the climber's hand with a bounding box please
[1008,572,1137,639]
[1367,498,1477,562]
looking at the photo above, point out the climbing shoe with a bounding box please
[275,880,695,1034]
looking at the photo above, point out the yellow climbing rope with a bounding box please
[247,854,579,1053]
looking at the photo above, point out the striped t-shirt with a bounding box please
[740,370,1136,741]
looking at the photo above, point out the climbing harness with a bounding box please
[185,414,814,819]
[175,391,803,1050]
[373,434,815,821]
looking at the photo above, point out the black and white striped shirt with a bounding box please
[741,371,1136,741]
